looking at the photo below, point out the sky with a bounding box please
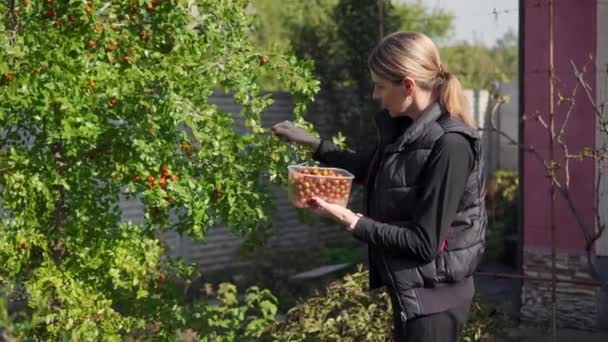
[399,0,519,46]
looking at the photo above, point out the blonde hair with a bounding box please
[368,31,475,128]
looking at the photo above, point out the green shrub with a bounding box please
[485,170,519,261]
[0,0,317,338]
[269,266,509,342]
[270,265,391,341]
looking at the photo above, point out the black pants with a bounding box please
[392,302,471,342]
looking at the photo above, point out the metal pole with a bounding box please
[378,0,384,40]
[548,1,557,341]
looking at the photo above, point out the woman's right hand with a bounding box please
[271,120,320,150]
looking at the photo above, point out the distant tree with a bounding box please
[249,0,338,91]
[441,29,518,90]
[491,29,518,82]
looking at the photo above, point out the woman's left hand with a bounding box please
[307,196,360,229]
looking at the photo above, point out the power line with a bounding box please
[466,8,519,18]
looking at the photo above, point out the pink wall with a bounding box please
[522,0,597,253]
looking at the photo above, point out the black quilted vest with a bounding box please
[366,103,487,320]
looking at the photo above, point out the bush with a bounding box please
[270,265,391,341]
[0,0,317,338]
[485,170,519,261]
[269,265,511,342]
[201,245,364,313]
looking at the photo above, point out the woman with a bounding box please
[272,31,486,342]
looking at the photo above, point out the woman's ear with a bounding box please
[402,77,415,96]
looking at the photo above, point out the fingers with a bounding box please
[307,196,327,208]
[271,124,285,135]
[271,120,294,141]
[307,197,327,217]
[270,121,284,133]
[307,197,319,207]
[271,128,290,143]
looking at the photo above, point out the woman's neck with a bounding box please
[405,91,436,120]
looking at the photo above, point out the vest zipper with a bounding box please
[372,115,407,322]
[380,253,408,322]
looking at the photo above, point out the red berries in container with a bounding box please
[287,165,354,208]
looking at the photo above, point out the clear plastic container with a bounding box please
[287,165,355,208]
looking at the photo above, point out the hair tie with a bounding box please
[438,65,448,79]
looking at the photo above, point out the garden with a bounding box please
[0,0,524,340]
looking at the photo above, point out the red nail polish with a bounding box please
[307,198,318,206]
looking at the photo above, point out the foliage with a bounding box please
[460,295,513,342]
[441,29,518,90]
[230,245,361,313]
[269,265,512,341]
[176,283,278,342]
[485,170,520,261]
[270,265,392,341]
[390,2,453,37]
[491,30,519,82]
[0,0,317,338]
[249,0,339,91]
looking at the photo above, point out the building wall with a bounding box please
[521,0,603,330]
[521,251,599,328]
[522,0,596,253]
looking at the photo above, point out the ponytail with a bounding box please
[438,70,476,128]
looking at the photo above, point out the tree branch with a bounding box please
[486,66,606,283]
[571,60,604,119]
[50,142,66,263]
[555,136,571,188]
[557,79,580,140]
